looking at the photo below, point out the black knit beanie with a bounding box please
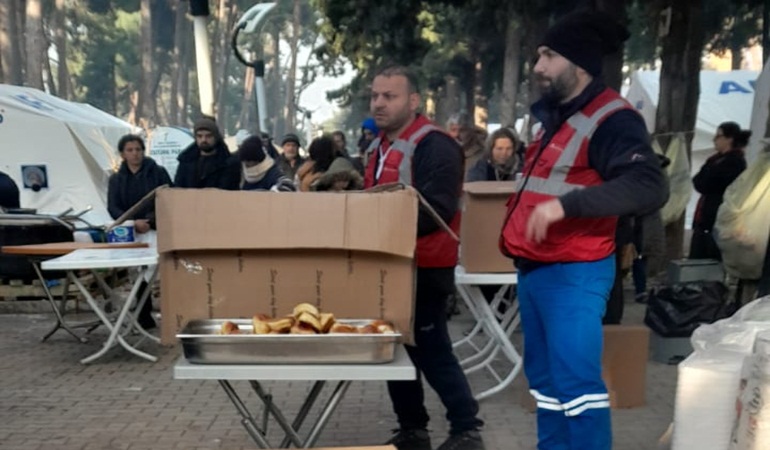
[238,136,266,163]
[540,11,630,77]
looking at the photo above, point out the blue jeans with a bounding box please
[387,267,483,434]
[518,256,615,450]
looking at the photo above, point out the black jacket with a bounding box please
[107,158,172,227]
[276,154,305,181]
[412,131,463,237]
[692,149,746,231]
[174,141,240,190]
[466,158,517,182]
[0,171,20,209]
[241,164,293,191]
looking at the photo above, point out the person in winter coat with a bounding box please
[237,136,295,192]
[0,170,20,210]
[173,117,240,190]
[689,121,749,260]
[295,135,351,192]
[276,133,306,181]
[465,127,521,182]
[107,134,172,329]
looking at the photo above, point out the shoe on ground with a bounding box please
[436,430,485,450]
[386,428,432,450]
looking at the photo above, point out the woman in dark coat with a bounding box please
[689,121,749,260]
[465,127,521,182]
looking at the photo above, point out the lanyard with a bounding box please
[375,141,392,182]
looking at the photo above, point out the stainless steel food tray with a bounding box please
[177,319,401,365]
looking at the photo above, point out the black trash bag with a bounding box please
[644,281,734,338]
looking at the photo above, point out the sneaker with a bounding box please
[436,430,485,450]
[386,429,432,450]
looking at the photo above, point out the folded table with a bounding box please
[173,347,416,449]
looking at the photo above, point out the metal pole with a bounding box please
[254,61,268,133]
[193,16,215,117]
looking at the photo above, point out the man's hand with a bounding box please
[525,199,565,243]
[134,219,151,234]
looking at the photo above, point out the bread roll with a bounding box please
[319,313,336,333]
[329,323,357,333]
[297,311,322,332]
[220,321,240,335]
[358,324,380,334]
[371,320,396,334]
[292,302,319,318]
[290,322,317,334]
[267,317,294,334]
[252,316,271,334]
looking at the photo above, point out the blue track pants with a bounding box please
[518,256,615,450]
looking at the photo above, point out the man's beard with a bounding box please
[198,142,214,154]
[537,67,579,104]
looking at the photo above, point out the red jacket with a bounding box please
[500,89,633,263]
[364,115,461,268]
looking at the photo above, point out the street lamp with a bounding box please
[232,2,276,134]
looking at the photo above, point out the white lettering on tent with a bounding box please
[719,81,753,95]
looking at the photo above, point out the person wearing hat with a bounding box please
[499,10,668,450]
[174,117,240,190]
[238,135,295,192]
[276,133,305,181]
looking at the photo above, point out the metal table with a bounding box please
[41,248,159,363]
[453,265,522,400]
[173,346,416,449]
[1,241,149,343]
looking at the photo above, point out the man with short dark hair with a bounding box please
[499,11,668,450]
[174,117,239,190]
[364,65,484,450]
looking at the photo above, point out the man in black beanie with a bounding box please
[499,11,668,450]
[174,117,240,190]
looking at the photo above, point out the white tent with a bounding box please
[625,69,759,160]
[0,84,136,225]
[748,61,770,164]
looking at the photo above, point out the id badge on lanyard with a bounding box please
[375,141,392,182]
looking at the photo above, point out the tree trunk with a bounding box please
[236,66,255,130]
[268,23,283,138]
[500,16,522,128]
[0,0,23,84]
[54,0,69,99]
[171,0,190,126]
[136,0,154,126]
[15,0,27,82]
[24,0,44,89]
[284,0,301,133]
[655,0,704,261]
[596,0,628,91]
[214,0,235,129]
[730,40,743,70]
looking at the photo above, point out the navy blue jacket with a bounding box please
[174,142,240,190]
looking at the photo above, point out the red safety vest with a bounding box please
[500,88,633,263]
[364,115,461,268]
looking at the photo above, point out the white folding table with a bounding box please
[173,347,416,449]
[41,248,160,364]
[453,265,522,400]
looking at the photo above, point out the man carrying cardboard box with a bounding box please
[499,11,668,450]
[364,66,484,450]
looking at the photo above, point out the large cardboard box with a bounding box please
[156,188,419,345]
[460,181,517,273]
[520,325,650,411]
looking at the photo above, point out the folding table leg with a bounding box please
[302,380,352,448]
[219,380,272,448]
[32,261,87,344]
[249,381,305,448]
[278,381,326,448]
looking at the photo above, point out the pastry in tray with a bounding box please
[221,302,397,335]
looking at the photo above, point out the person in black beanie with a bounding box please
[238,136,295,191]
[499,10,667,450]
[174,117,240,190]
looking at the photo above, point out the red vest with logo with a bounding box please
[364,115,461,268]
[500,88,633,263]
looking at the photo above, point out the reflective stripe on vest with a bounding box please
[369,123,439,185]
[523,99,629,197]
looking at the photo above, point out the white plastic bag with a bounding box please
[691,296,770,354]
[714,148,770,280]
[729,331,770,450]
[654,134,692,225]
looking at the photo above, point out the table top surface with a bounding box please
[173,346,416,381]
[40,248,158,270]
[2,241,149,256]
[455,265,518,284]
